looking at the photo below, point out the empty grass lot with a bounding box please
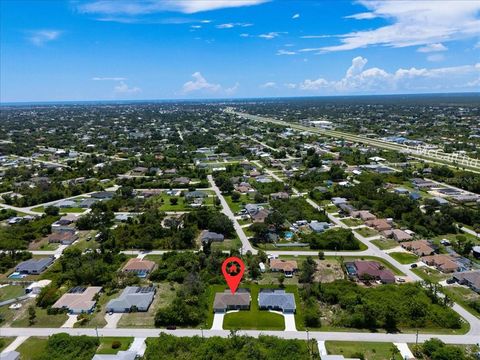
[354,227,379,238]
[389,252,419,264]
[371,238,399,250]
[411,266,449,283]
[17,337,48,360]
[325,341,403,360]
[0,285,25,302]
[11,303,68,328]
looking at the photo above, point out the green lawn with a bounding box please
[340,218,363,227]
[11,306,68,328]
[225,194,251,214]
[412,266,449,283]
[354,227,379,238]
[0,285,25,302]
[371,238,399,250]
[0,337,15,352]
[389,252,419,264]
[325,341,403,360]
[96,337,133,354]
[17,337,48,360]
[443,286,480,319]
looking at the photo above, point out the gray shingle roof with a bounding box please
[106,286,155,312]
[258,289,296,312]
[15,257,54,273]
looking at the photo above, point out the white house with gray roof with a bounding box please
[15,256,55,275]
[105,286,156,313]
[258,289,296,313]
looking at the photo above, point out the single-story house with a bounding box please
[92,351,137,360]
[213,290,251,313]
[48,231,78,245]
[338,203,356,215]
[52,286,102,314]
[25,279,52,295]
[258,289,296,313]
[270,192,289,200]
[78,198,98,208]
[352,260,395,284]
[201,231,224,243]
[432,196,449,206]
[421,254,460,273]
[105,286,156,313]
[452,271,480,293]
[309,221,330,233]
[91,191,115,200]
[172,177,190,185]
[56,200,76,208]
[365,218,392,232]
[15,256,55,275]
[386,229,413,242]
[251,209,270,223]
[401,240,435,256]
[122,258,156,277]
[352,210,376,221]
[185,191,208,200]
[269,259,298,277]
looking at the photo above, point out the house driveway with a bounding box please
[211,312,225,330]
[394,343,415,360]
[128,337,147,356]
[283,313,297,331]
[61,314,78,328]
[104,313,123,328]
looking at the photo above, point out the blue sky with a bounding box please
[1,0,479,102]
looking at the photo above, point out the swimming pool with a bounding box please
[8,272,27,279]
[284,231,294,240]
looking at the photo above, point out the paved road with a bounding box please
[207,175,255,254]
[0,327,477,345]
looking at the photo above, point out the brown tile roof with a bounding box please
[270,259,298,272]
[213,290,251,310]
[122,258,156,272]
[421,254,459,272]
[52,286,102,312]
[402,240,434,256]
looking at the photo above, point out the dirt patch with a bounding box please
[314,260,345,283]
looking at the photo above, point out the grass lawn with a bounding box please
[17,337,48,360]
[225,194,251,214]
[211,237,242,252]
[371,238,399,250]
[0,337,15,352]
[340,218,363,227]
[389,252,419,264]
[325,341,403,360]
[11,305,68,328]
[412,266,449,283]
[96,337,133,354]
[443,286,480,319]
[0,285,25,301]
[354,227,379,238]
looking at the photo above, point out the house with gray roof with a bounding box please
[105,286,156,313]
[15,256,55,275]
[309,221,330,233]
[213,289,251,313]
[201,231,224,244]
[258,289,296,313]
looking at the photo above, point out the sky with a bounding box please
[1,0,479,102]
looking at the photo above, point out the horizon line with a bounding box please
[1,91,479,106]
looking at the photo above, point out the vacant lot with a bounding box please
[96,337,133,354]
[355,227,379,238]
[412,266,449,283]
[313,259,344,282]
[17,337,48,360]
[325,341,403,360]
[389,252,418,264]
[371,238,398,250]
[0,284,24,302]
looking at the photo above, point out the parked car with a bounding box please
[166,325,176,330]
[410,264,418,268]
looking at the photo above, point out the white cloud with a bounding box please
[92,77,127,81]
[300,35,333,39]
[113,81,141,94]
[344,12,377,20]
[240,33,250,38]
[294,56,480,93]
[216,23,252,29]
[79,0,269,15]
[181,72,238,95]
[276,49,296,55]
[322,1,480,52]
[292,13,300,19]
[28,30,62,46]
[260,82,276,88]
[258,32,284,39]
[417,43,447,53]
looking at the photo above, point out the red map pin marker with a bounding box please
[222,256,245,294]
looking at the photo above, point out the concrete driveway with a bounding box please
[284,313,297,331]
[104,313,123,329]
[211,312,225,330]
